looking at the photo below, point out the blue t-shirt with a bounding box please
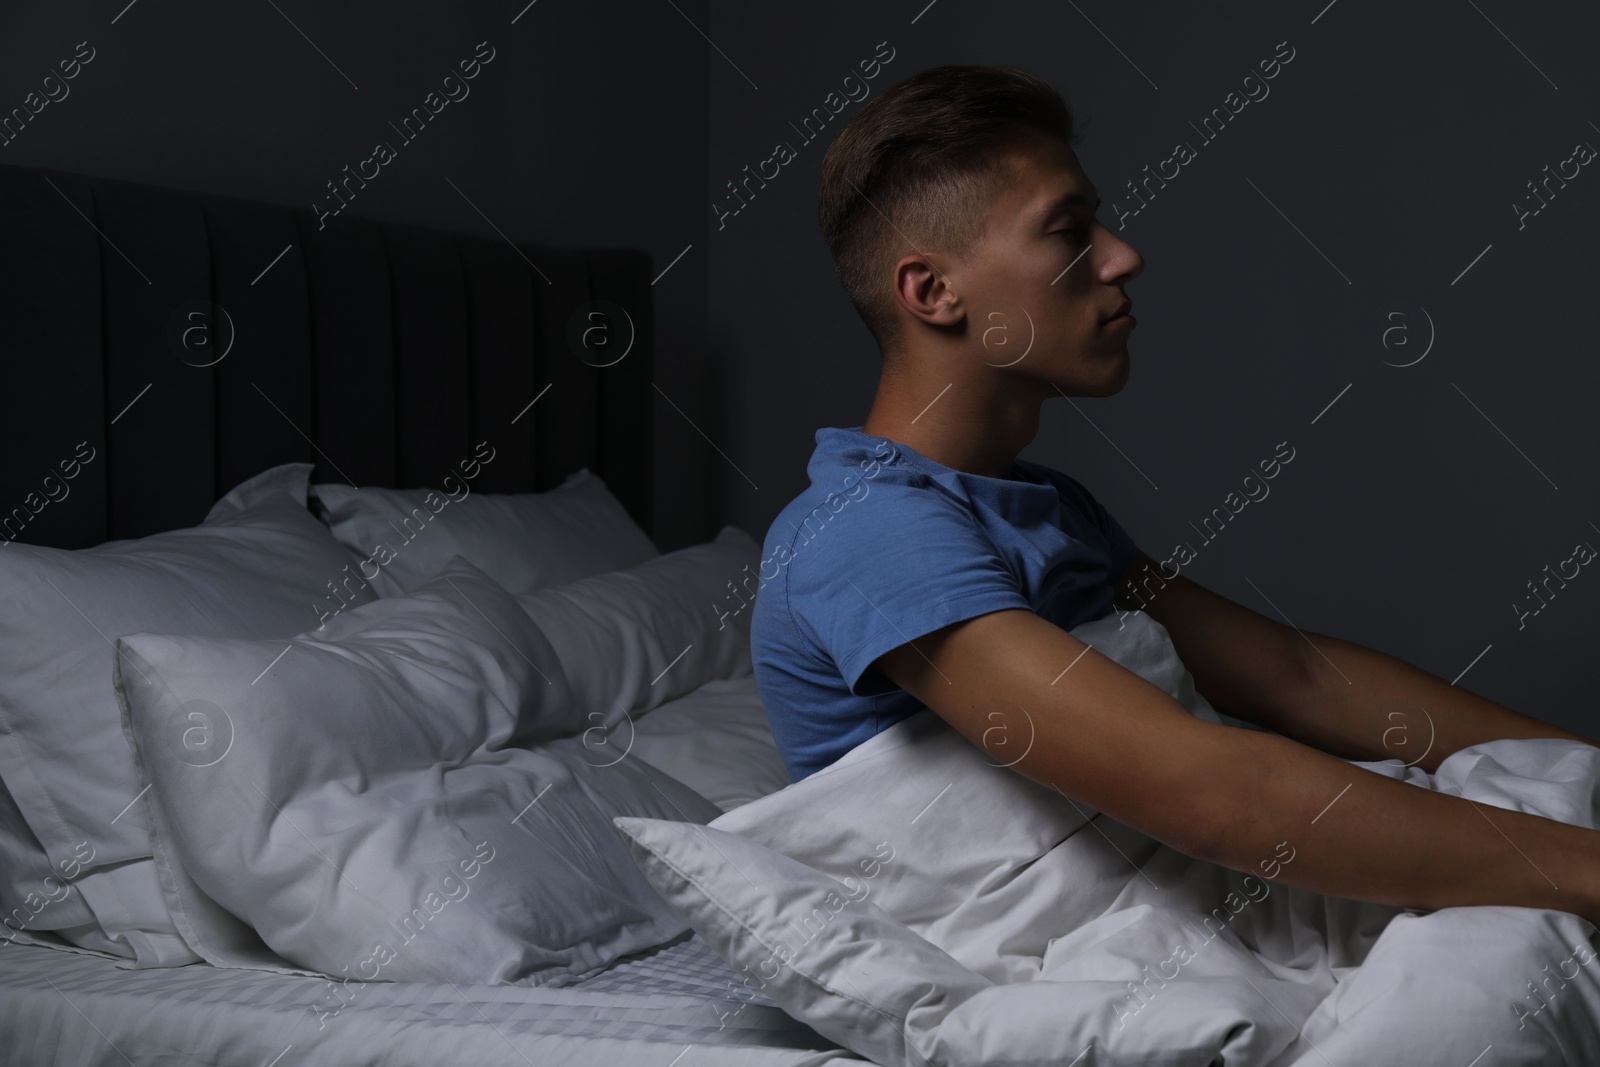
[750,425,1138,782]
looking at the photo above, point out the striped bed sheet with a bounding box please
[0,931,874,1067]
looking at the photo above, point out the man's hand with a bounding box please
[1115,545,1600,772]
[873,607,1600,926]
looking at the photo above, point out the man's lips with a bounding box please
[1102,302,1135,330]
[1100,300,1133,323]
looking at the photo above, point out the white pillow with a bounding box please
[613,815,985,1067]
[0,491,378,966]
[0,785,101,952]
[626,677,792,811]
[0,461,312,957]
[711,608,1220,983]
[312,467,658,597]
[115,556,724,985]
[205,462,313,520]
[514,525,759,731]
[614,817,1310,1067]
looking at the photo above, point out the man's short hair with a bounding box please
[817,65,1081,353]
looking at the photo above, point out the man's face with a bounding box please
[952,133,1143,396]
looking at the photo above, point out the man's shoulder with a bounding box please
[759,455,971,581]
[1016,457,1086,498]
[751,444,972,642]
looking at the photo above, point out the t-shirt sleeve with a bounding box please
[779,478,1033,696]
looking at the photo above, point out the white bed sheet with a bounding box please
[0,932,873,1066]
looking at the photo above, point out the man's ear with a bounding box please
[891,252,964,328]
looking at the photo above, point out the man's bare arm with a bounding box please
[873,607,1600,926]
[1116,546,1599,773]
[1286,628,1596,772]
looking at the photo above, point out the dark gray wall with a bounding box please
[8,0,1597,733]
[1,0,713,551]
[708,1,1600,736]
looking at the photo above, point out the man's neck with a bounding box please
[860,363,1047,481]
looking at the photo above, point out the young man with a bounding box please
[749,65,1600,925]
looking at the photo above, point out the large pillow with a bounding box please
[204,462,313,520]
[514,525,759,732]
[0,460,312,957]
[312,467,659,597]
[0,489,378,966]
[614,817,1313,1067]
[114,556,723,985]
[0,783,101,953]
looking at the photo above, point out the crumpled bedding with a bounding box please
[710,609,1600,1065]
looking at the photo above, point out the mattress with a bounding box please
[0,931,874,1066]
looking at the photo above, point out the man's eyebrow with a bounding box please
[1038,191,1102,222]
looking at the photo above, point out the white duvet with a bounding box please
[666,609,1600,1065]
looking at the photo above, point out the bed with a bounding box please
[0,160,867,1067]
[5,160,1600,1067]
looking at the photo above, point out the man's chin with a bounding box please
[1033,348,1130,398]
[1106,350,1131,391]
[1067,358,1129,398]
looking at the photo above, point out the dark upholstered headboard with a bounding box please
[0,162,653,550]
